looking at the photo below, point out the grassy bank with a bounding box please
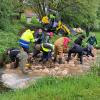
[1,73,100,100]
[0,23,23,53]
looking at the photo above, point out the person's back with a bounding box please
[54,37,70,46]
[42,43,54,52]
[20,29,34,42]
[9,48,20,57]
[54,37,64,46]
[87,35,97,45]
[74,35,85,46]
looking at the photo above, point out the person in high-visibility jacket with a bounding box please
[19,28,35,53]
[41,16,49,24]
[56,21,70,35]
[33,43,54,62]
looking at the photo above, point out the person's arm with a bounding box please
[44,43,53,51]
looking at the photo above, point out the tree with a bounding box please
[56,0,99,28]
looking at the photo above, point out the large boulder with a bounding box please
[1,73,36,89]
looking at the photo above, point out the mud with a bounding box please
[4,49,100,77]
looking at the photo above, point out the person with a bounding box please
[34,28,45,44]
[49,14,56,23]
[19,26,35,53]
[66,44,94,64]
[66,46,83,64]
[56,21,70,36]
[33,43,54,62]
[41,15,49,27]
[83,45,94,57]
[45,32,54,43]
[87,33,97,49]
[54,37,71,64]
[52,19,58,31]
[49,14,56,28]
[0,48,20,68]
[17,48,29,74]
[74,34,85,46]
[66,35,85,64]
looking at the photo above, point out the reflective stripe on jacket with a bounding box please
[20,29,34,42]
[42,44,49,52]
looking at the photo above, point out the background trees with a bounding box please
[0,0,99,30]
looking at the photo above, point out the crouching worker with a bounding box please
[0,48,20,68]
[33,43,54,62]
[83,45,94,57]
[66,45,83,64]
[66,34,85,64]
[54,37,71,64]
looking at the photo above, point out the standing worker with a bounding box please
[19,26,35,53]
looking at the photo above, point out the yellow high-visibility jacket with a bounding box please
[20,29,34,42]
[41,43,54,52]
[41,16,49,24]
[57,21,70,34]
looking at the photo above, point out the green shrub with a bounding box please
[31,16,42,27]
[20,14,27,24]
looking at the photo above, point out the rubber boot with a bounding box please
[58,58,63,64]
[53,57,57,63]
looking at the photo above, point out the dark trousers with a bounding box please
[67,45,83,64]
[83,47,94,57]
[42,51,51,61]
[10,55,19,68]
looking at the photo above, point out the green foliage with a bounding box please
[56,0,99,27]
[0,0,14,30]
[31,16,38,24]
[20,14,27,24]
[0,22,23,53]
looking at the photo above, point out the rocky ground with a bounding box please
[4,49,99,77]
[0,49,99,89]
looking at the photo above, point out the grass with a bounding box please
[94,32,100,47]
[1,73,100,100]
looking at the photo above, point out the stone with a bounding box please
[49,69,56,76]
[54,67,59,71]
[5,64,11,69]
[35,65,43,69]
[56,71,62,76]
[42,68,49,74]
[61,70,68,76]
